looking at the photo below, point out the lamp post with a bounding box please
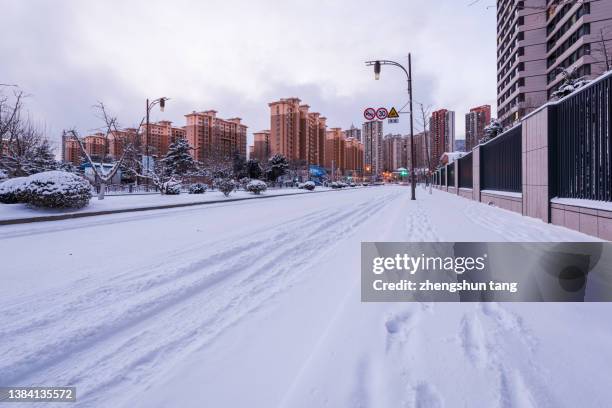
[366,56,416,200]
[144,97,168,188]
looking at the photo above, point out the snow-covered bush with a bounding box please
[0,177,29,204]
[303,181,315,191]
[23,171,92,209]
[189,183,208,194]
[297,182,305,189]
[215,178,236,197]
[330,182,341,189]
[163,183,181,195]
[238,177,252,190]
[246,179,268,195]
[0,169,7,182]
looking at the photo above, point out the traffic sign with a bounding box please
[388,107,399,118]
[376,107,388,120]
[388,118,399,124]
[364,107,376,121]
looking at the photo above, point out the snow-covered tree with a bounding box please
[481,119,504,143]
[162,138,196,177]
[215,177,236,197]
[23,140,58,174]
[232,150,247,179]
[551,67,590,99]
[246,159,262,179]
[268,154,289,182]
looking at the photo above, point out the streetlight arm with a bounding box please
[365,60,409,79]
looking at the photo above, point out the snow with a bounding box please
[552,197,612,212]
[0,186,329,222]
[480,189,523,199]
[0,186,610,408]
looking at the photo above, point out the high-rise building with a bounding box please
[362,121,384,179]
[465,105,491,151]
[429,109,455,168]
[251,130,271,162]
[82,133,106,160]
[496,1,612,127]
[108,128,138,160]
[140,120,186,157]
[325,128,346,175]
[185,111,247,161]
[318,117,327,168]
[268,98,326,167]
[344,124,361,142]
[497,0,547,127]
[61,134,82,165]
[409,132,429,171]
[545,1,612,99]
[382,134,406,172]
[344,137,364,179]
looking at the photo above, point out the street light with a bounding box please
[365,56,417,200]
[144,97,169,188]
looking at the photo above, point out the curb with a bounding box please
[0,187,358,226]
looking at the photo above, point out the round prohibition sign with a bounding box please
[364,107,376,121]
[376,107,388,120]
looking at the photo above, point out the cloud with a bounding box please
[0,0,497,149]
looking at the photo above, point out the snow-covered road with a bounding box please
[1,186,611,407]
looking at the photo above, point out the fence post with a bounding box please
[472,145,480,202]
[522,106,551,223]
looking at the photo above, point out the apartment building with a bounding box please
[343,124,362,142]
[429,109,455,168]
[465,105,491,151]
[362,120,384,179]
[267,98,327,167]
[185,111,247,161]
[251,130,271,162]
[382,134,406,172]
[545,1,612,98]
[325,128,346,175]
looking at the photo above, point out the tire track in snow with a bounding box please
[0,189,404,407]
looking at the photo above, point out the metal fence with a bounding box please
[458,152,473,189]
[447,163,455,187]
[554,74,612,201]
[480,124,522,193]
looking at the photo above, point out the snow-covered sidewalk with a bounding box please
[1,186,610,408]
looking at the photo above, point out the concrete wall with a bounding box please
[458,188,473,200]
[522,106,550,222]
[551,203,612,240]
[481,191,523,214]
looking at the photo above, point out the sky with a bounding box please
[0,0,497,152]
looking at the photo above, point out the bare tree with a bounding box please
[66,102,144,200]
[0,87,24,164]
[417,103,433,194]
[594,27,612,72]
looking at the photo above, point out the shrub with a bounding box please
[189,183,208,194]
[303,181,315,191]
[23,171,92,209]
[0,177,29,204]
[246,179,268,195]
[215,178,236,197]
[0,169,7,182]
[164,183,181,195]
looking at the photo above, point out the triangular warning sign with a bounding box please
[388,107,400,118]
